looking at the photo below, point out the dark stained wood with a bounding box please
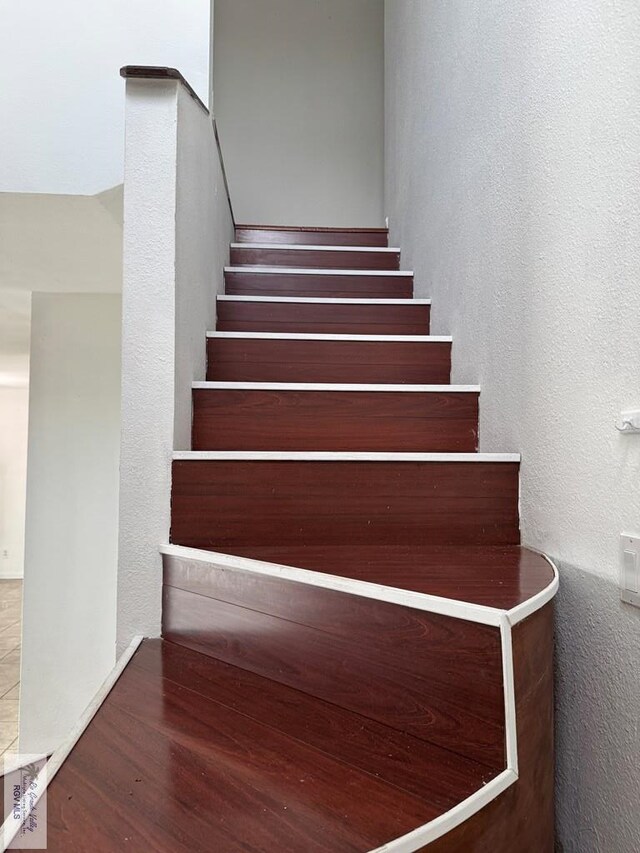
[120,66,207,113]
[162,561,505,767]
[192,388,478,452]
[225,269,414,298]
[230,245,401,270]
[120,67,236,228]
[20,610,554,853]
[216,299,430,335]
[235,225,389,247]
[422,604,555,852]
[190,545,554,611]
[36,642,440,853]
[206,338,452,384]
[136,640,497,806]
[170,460,521,548]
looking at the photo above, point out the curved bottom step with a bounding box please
[27,545,556,853]
[36,640,497,853]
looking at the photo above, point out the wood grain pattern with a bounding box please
[225,269,414,298]
[422,604,555,852]
[206,338,452,384]
[216,299,430,335]
[196,544,554,611]
[21,612,553,853]
[170,459,521,548]
[36,642,440,853]
[235,225,389,247]
[192,388,478,452]
[162,558,506,767]
[230,245,401,270]
[135,640,497,807]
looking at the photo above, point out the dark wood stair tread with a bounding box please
[230,245,401,271]
[235,225,389,247]
[187,544,554,611]
[39,640,496,853]
[224,268,414,298]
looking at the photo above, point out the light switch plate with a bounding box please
[620,534,640,607]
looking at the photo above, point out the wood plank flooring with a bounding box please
[32,640,497,853]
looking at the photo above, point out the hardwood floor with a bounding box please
[34,640,497,853]
[163,560,506,767]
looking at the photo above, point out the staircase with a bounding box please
[32,225,556,852]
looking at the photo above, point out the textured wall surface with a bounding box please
[214,0,384,227]
[117,79,233,652]
[118,80,178,653]
[385,2,640,850]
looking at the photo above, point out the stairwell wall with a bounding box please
[213,0,385,227]
[20,294,121,755]
[117,76,233,653]
[384,2,640,851]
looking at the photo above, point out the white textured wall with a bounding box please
[174,85,233,450]
[214,0,384,227]
[20,294,121,755]
[0,0,209,195]
[117,78,233,652]
[0,387,29,579]
[385,3,640,851]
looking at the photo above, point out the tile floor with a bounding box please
[0,580,22,767]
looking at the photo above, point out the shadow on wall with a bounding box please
[555,562,640,853]
[0,382,29,581]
